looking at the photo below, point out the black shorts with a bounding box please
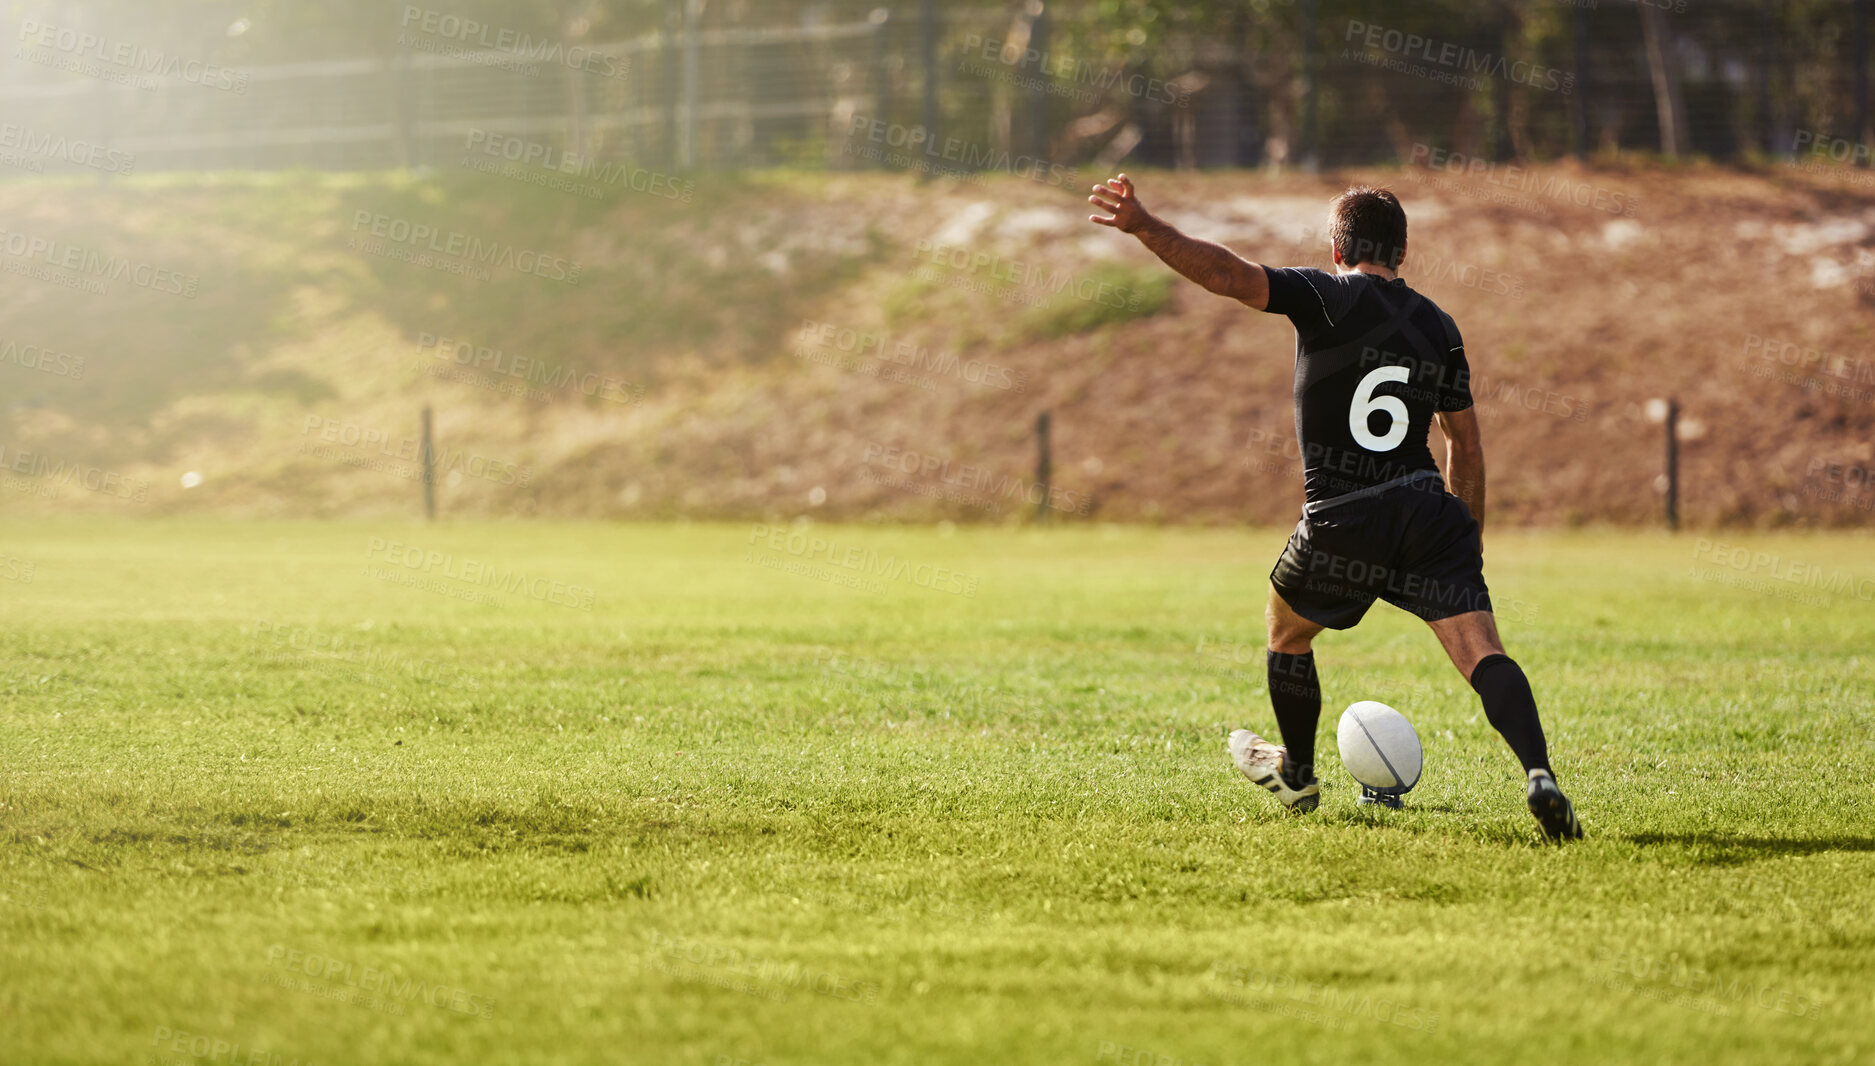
[1269,471,1491,630]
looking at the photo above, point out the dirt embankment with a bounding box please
[1,164,1871,527]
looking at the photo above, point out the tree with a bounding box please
[1639,2,1691,156]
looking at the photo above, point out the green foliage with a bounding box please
[1017,263,1171,340]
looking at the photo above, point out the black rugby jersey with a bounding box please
[1263,267,1474,504]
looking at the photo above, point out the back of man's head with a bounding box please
[1328,187,1408,270]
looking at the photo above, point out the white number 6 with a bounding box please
[1350,365,1410,451]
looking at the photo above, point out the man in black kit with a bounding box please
[1089,175,1580,841]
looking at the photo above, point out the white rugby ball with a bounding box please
[1337,701,1423,794]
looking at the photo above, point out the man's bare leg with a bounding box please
[1425,608,1506,680]
[1263,584,1326,772]
[1226,585,1328,811]
[1424,610,1547,772]
[1425,610,1581,839]
[1266,582,1325,654]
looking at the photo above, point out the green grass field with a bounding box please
[3,520,1871,1066]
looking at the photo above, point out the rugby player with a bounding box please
[1088,175,1580,841]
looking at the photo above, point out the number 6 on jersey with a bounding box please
[1350,365,1410,451]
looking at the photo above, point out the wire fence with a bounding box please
[1,2,1868,179]
[3,15,886,173]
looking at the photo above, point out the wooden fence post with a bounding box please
[1856,0,1869,163]
[920,0,940,151]
[1035,411,1053,523]
[1665,398,1679,532]
[421,405,436,521]
[870,7,892,163]
[1572,5,1593,158]
[680,0,701,169]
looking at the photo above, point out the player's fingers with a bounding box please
[1089,214,1118,227]
[1117,172,1132,195]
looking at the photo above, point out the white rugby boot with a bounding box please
[1228,730,1320,813]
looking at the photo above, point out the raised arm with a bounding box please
[1436,406,1487,544]
[1088,174,1269,310]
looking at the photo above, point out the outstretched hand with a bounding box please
[1088,173,1150,233]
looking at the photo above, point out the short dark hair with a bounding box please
[1328,187,1408,270]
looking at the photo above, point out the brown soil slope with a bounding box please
[1,164,1871,527]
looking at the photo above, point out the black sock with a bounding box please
[1266,650,1321,775]
[1469,654,1551,775]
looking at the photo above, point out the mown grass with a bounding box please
[1,520,1871,1065]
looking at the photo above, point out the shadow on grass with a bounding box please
[1624,832,1875,865]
